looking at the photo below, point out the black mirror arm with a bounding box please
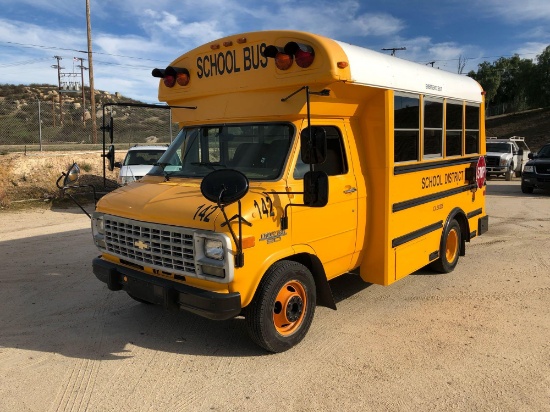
[216,189,245,268]
[268,190,309,230]
[55,179,97,219]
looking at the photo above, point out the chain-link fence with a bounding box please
[0,99,178,152]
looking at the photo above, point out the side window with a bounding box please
[394,94,420,162]
[424,98,443,159]
[465,104,480,154]
[293,126,348,179]
[445,101,463,157]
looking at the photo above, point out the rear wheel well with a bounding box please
[447,208,470,256]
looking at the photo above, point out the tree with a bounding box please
[468,62,501,114]
[536,46,550,107]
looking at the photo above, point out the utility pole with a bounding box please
[86,0,97,144]
[51,56,64,125]
[75,57,88,126]
[382,47,407,56]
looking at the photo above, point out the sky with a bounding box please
[1,0,550,103]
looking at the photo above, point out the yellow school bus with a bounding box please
[90,30,488,352]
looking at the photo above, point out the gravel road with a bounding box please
[0,180,548,412]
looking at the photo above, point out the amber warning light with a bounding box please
[263,42,315,70]
[152,66,191,88]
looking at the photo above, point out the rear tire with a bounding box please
[245,261,316,353]
[430,219,461,273]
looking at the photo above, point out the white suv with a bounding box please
[116,145,167,185]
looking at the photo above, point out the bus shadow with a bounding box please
[329,272,372,304]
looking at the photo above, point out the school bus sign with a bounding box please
[477,156,487,189]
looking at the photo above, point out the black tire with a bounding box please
[430,219,461,273]
[521,184,534,194]
[127,292,153,304]
[245,261,316,353]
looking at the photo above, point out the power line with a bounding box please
[0,40,166,62]
[0,57,52,68]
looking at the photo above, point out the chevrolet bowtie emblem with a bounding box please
[134,240,150,250]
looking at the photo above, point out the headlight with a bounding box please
[524,165,534,173]
[91,213,106,248]
[120,175,135,185]
[499,158,510,166]
[92,213,105,235]
[204,239,224,260]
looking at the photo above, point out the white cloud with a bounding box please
[513,42,550,61]
[482,0,550,22]
[141,10,225,46]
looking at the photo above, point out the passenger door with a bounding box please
[289,122,359,278]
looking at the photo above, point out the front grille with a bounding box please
[486,156,500,167]
[103,215,196,275]
[535,165,550,175]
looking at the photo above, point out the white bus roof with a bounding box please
[336,40,483,103]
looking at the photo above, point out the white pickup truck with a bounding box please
[486,136,531,181]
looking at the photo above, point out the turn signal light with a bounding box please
[275,52,293,70]
[152,66,191,88]
[262,41,315,70]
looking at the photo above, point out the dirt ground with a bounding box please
[0,179,549,412]
[0,150,124,208]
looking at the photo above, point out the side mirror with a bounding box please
[201,169,249,205]
[114,161,122,169]
[63,163,81,187]
[303,171,328,207]
[300,127,327,164]
[104,145,116,171]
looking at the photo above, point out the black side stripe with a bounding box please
[392,221,443,248]
[394,157,479,175]
[393,184,476,213]
[467,208,483,219]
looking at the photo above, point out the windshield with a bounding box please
[537,144,550,159]
[149,123,294,180]
[486,143,511,153]
[124,149,166,166]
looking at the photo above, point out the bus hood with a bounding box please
[96,178,222,230]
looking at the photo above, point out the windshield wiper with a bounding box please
[155,162,173,181]
[191,162,227,170]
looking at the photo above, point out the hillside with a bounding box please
[486,107,550,152]
[0,83,141,107]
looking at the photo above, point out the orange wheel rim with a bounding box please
[273,280,307,336]
[445,228,459,263]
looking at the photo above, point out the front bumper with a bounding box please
[92,258,241,320]
[486,166,508,174]
[521,174,550,190]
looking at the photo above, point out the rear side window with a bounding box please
[465,104,480,154]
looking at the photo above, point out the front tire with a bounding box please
[505,164,514,181]
[245,261,316,353]
[521,184,534,194]
[430,219,461,273]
